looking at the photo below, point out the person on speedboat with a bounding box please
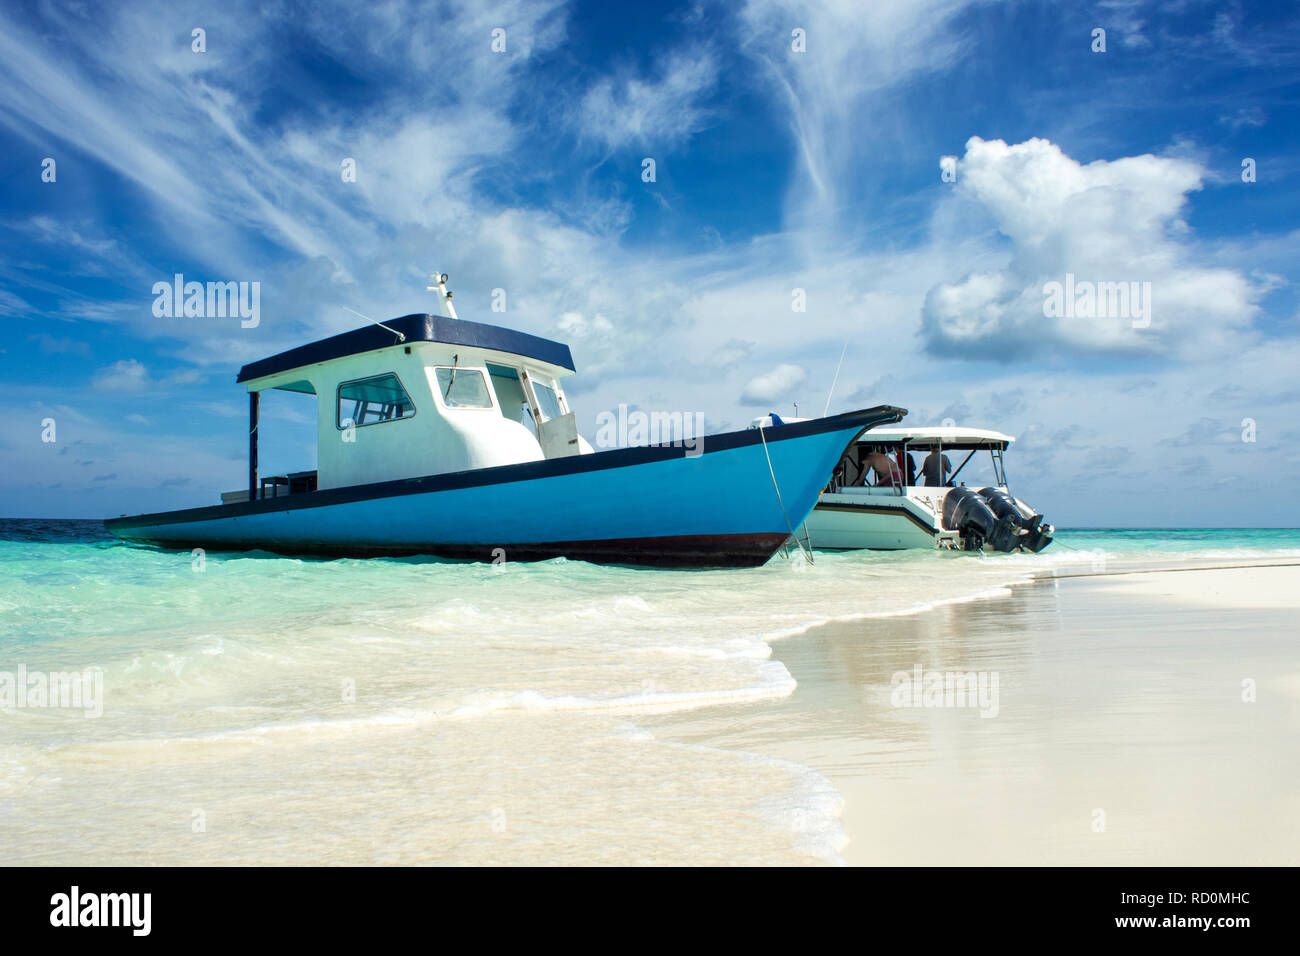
[862,445,902,487]
[922,448,952,486]
[896,449,917,486]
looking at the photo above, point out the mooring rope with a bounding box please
[758,421,813,564]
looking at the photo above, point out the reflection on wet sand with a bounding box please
[646,568,1300,865]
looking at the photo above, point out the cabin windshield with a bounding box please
[434,367,493,409]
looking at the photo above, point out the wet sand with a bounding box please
[644,563,1300,865]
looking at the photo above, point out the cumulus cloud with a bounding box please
[740,363,807,404]
[709,338,755,370]
[29,333,92,357]
[936,399,972,424]
[557,311,614,337]
[921,137,1261,360]
[92,359,149,391]
[1164,417,1245,447]
[1218,106,1266,131]
[1098,0,1151,49]
[985,388,1026,418]
[91,360,205,392]
[846,375,897,405]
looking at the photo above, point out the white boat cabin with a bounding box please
[225,277,592,503]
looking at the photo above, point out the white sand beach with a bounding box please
[645,562,1300,865]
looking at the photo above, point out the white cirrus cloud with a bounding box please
[577,48,717,151]
[737,0,979,232]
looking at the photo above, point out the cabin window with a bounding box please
[434,367,494,409]
[531,380,564,422]
[336,373,416,428]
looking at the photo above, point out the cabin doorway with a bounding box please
[231,383,318,503]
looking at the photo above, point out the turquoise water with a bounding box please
[2,521,1297,864]
[1053,527,1300,555]
[6,522,1295,658]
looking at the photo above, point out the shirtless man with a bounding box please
[861,445,901,486]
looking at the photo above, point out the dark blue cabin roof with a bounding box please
[236,313,575,384]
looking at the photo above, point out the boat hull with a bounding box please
[805,498,943,551]
[105,407,905,567]
[806,487,1053,553]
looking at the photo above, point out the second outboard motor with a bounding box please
[978,488,1055,553]
[942,488,1025,552]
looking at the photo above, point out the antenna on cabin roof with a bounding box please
[427,270,459,320]
[342,305,405,341]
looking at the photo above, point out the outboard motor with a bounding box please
[942,488,1025,552]
[978,488,1054,553]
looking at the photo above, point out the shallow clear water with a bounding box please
[2,521,1298,863]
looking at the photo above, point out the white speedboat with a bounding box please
[751,421,1053,552]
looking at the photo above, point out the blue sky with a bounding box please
[2,0,1298,525]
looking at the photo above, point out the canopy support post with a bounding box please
[248,391,260,501]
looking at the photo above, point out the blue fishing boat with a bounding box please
[106,276,905,567]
